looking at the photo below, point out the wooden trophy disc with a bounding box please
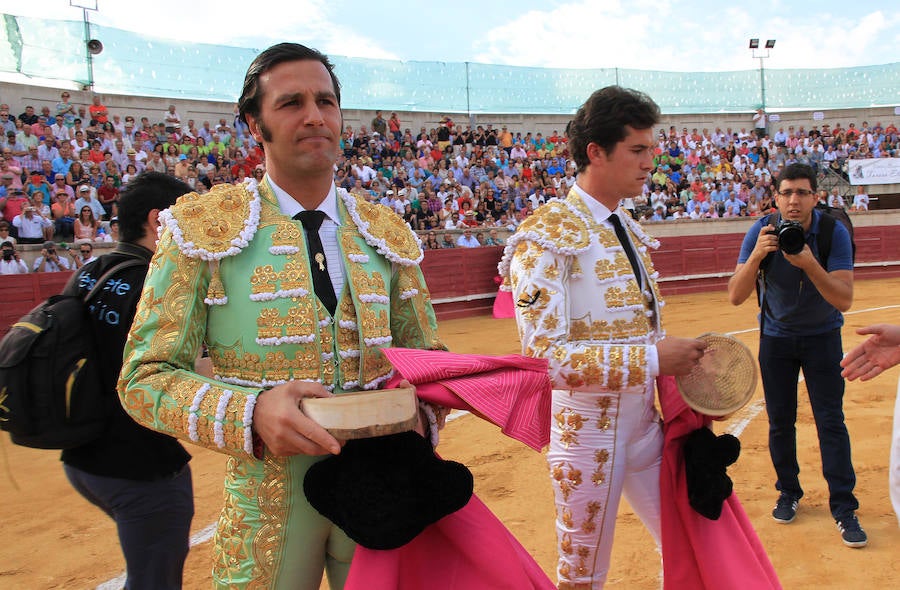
[300,386,418,439]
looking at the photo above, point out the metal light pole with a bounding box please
[748,38,776,111]
[70,0,99,90]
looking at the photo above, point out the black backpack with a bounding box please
[0,259,143,449]
[814,202,856,264]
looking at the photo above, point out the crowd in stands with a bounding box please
[1,93,898,268]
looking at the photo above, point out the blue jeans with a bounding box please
[759,329,858,518]
[64,464,194,590]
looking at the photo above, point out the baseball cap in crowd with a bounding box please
[79,185,91,193]
[1,173,13,180]
[178,154,187,160]
[10,186,24,194]
[42,240,56,249]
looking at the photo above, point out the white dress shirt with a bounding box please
[268,178,346,302]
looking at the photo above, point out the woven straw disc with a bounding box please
[675,333,758,416]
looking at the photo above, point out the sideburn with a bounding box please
[256,118,273,143]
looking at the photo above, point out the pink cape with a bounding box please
[493,278,516,319]
[657,375,782,590]
[344,348,555,590]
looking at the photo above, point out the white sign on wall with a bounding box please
[848,158,900,186]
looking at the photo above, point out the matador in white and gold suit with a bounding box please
[500,185,666,589]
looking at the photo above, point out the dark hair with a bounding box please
[238,43,341,126]
[117,171,191,243]
[775,163,817,192]
[566,86,660,173]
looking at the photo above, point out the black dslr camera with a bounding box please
[769,220,805,255]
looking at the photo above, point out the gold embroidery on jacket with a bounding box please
[171,184,252,254]
[249,454,288,587]
[269,221,303,249]
[628,346,647,386]
[594,256,632,282]
[604,282,643,308]
[607,346,625,390]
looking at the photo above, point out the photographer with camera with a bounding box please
[32,240,71,272]
[727,163,865,548]
[12,201,53,244]
[0,240,27,274]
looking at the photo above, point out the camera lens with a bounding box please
[777,221,805,255]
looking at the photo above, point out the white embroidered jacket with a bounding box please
[499,189,665,394]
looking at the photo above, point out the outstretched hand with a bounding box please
[840,324,900,381]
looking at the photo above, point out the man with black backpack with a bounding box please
[727,163,866,548]
[60,171,195,589]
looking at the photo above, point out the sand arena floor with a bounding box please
[2,277,899,589]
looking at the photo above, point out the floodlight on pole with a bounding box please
[749,37,776,111]
[70,0,99,90]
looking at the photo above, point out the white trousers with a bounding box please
[892,378,900,528]
[547,385,663,589]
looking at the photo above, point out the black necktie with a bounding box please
[294,210,337,315]
[608,213,643,288]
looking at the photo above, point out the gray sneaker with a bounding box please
[835,513,868,548]
[772,493,798,523]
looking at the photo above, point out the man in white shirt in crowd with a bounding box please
[12,204,53,244]
[67,240,98,269]
[75,183,105,220]
[0,240,28,274]
[456,228,480,248]
[850,186,869,211]
[33,240,71,272]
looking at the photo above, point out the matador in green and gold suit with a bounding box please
[119,178,443,589]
